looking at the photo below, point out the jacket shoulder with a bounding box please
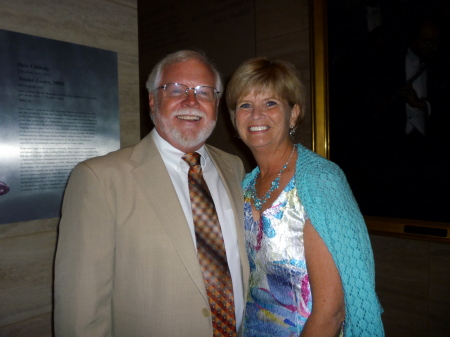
[205,144,243,163]
[68,143,143,184]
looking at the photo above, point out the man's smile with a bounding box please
[176,115,202,121]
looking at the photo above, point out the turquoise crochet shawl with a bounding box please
[242,144,384,336]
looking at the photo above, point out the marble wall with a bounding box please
[0,0,139,335]
[0,1,448,337]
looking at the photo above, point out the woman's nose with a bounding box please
[251,106,263,119]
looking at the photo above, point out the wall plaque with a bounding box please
[0,29,120,224]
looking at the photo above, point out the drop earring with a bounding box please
[289,126,296,137]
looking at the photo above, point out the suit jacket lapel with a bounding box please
[130,135,208,300]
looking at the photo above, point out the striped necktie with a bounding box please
[183,152,236,337]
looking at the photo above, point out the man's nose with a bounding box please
[182,88,198,106]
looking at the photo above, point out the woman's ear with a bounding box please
[290,104,301,127]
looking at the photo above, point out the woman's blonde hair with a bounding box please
[226,57,306,129]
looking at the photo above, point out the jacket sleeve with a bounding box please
[54,162,115,336]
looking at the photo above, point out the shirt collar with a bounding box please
[151,128,209,171]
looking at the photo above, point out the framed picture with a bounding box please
[310,0,449,242]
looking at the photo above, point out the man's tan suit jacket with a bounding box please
[54,134,250,337]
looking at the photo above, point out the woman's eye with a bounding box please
[266,101,277,107]
[239,103,251,109]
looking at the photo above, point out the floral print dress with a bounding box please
[242,177,312,337]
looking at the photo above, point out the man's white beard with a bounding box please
[152,107,216,150]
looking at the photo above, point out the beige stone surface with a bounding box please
[0,313,52,337]
[370,234,450,337]
[0,1,139,334]
[429,242,450,337]
[0,218,58,240]
[372,235,429,336]
[0,231,57,327]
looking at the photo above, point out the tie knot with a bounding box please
[183,152,201,167]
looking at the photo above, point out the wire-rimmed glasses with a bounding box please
[155,83,219,102]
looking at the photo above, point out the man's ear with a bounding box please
[149,93,156,119]
[149,93,155,111]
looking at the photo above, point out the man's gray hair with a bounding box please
[145,50,223,97]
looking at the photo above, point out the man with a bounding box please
[54,50,249,336]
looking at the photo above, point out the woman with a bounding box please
[226,58,384,337]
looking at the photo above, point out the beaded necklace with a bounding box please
[250,145,297,211]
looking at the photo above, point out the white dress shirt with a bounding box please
[151,129,244,328]
[405,48,431,135]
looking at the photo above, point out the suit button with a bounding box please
[202,308,210,317]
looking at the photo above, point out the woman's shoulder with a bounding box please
[295,144,344,181]
[242,166,259,189]
[293,144,356,211]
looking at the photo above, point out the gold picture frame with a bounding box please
[309,0,449,243]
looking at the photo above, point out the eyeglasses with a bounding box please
[155,83,219,102]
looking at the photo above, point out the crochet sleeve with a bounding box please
[295,147,384,336]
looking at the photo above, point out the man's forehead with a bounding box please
[160,59,215,84]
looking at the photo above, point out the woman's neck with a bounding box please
[249,142,297,214]
[253,142,296,178]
